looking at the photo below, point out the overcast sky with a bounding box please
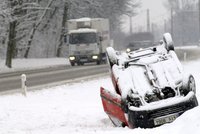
[141,0,167,17]
[122,0,168,33]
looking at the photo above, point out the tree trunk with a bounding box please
[24,0,55,58]
[5,21,17,68]
[56,2,68,57]
[24,27,36,58]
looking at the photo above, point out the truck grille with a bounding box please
[79,55,88,59]
[74,50,93,55]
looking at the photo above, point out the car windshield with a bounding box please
[69,32,97,44]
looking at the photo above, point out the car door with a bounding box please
[100,87,128,126]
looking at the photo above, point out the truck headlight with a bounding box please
[92,55,98,59]
[126,48,131,52]
[69,56,75,60]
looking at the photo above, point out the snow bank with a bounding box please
[0,58,199,133]
[0,58,69,73]
[0,77,114,134]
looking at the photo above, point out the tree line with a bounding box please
[0,0,139,68]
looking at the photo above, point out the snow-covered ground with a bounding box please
[0,58,69,73]
[0,58,200,134]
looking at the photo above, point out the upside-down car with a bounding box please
[100,33,198,128]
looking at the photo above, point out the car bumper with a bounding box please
[128,92,198,128]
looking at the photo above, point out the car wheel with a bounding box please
[181,74,196,95]
[163,33,174,51]
[106,47,117,67]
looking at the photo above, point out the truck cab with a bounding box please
[66,18,110,66]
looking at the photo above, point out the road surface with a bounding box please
[0,64,109,92]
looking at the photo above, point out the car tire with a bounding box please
[166,43,174,51]
[163,33,174,51]
[181,74,196,95]
[106,47,117,68]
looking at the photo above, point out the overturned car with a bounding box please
[100,33,198,128]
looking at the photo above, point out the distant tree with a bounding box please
[0,1,9,58]
[56,1,68,57]
[3,0,18,68]
[1,0,140,60]
[55,0,140,57]
[1,0,49,67]
[24,0,55,58]
[68,0,139,32]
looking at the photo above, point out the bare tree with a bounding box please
[56,1,68,57]
[24,0,55,58]
[1,0,52,67]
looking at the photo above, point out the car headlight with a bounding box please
[92,55,98,59]
[69,56,75,60]
[126,48,131,52]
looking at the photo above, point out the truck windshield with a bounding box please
[69,32,97,44]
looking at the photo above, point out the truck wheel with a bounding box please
[96,60,101,65]
[70,62,75,66]
[77,62,84,66]
[181,74,196,95]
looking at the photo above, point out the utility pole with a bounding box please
[151,23,155,37]
[147,9,150,32]
[171,8,174,38]
[164,19,167,33]
[199,0,200,41]
[129,15,133,35]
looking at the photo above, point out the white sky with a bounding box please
[122,0,168,33]
[141,0,167,17]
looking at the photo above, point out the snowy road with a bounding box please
[0,59,200,134]
[0,64,108,92]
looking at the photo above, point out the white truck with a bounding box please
[65,18,110,66]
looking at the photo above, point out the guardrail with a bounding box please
[175,46,200,61]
